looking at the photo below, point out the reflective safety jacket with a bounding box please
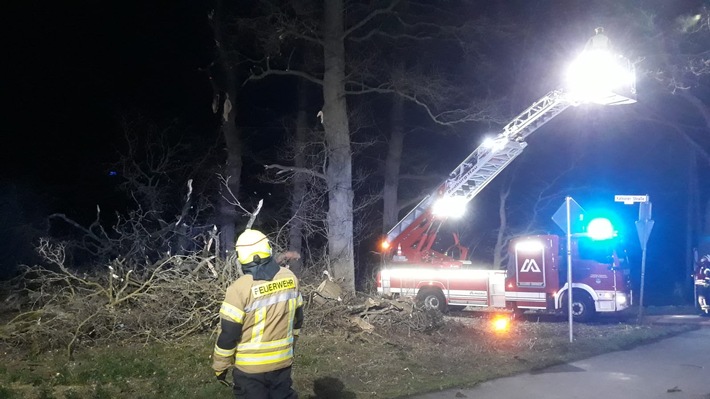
[212,261,304,374]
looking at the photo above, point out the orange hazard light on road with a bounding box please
[492,315,511,333]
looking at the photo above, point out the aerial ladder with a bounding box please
[382,49,636,266]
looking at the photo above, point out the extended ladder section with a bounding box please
[386,90,571,244]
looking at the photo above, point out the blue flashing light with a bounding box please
[587,217,614,240]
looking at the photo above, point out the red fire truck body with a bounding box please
[378,235,631,321]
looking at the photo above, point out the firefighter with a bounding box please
[585,26,611,52]
[212,228,304,398]
[696,254,710,316]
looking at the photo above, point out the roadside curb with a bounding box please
[645,314,710,326]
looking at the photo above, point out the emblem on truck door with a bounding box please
[520,258,541,272]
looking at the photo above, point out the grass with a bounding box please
[0,311,698,399]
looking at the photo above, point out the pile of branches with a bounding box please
[0,242,443,358]
[0,162,236,357]
[0,238,234,357]
[300,282,445,338]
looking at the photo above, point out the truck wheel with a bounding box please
[418,290,447,312]
[562,290,596,322]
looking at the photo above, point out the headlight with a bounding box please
[616,293,627,306]
[598,292,613,300]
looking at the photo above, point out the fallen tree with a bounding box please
[0,238,441,358]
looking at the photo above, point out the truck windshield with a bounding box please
[575,237,631,270]
[576,237,615,264]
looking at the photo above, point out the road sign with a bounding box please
[636,219,654,251]
[552,197,584,234]
[634,199,654,320]
[614,194,649,204]
[638,201,652,221]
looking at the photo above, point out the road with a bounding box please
[407,316,710,399]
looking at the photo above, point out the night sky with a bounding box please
[3,1,213,193]
[2,1,709,304]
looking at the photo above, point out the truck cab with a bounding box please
[505,234,631,321]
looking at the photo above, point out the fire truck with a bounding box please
[376,45,637,322]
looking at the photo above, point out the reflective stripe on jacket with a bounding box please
[213,265,303,374]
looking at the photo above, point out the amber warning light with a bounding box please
[491,315,511,333]
[381,240,390,250]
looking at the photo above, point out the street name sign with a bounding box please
[614,195,649,204]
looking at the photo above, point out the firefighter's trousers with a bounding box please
[699,284,710,315]
[232,366,297,399]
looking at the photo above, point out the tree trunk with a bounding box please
[288,81,309,276]
[219,96,242,257]
[686,145,698,300]
[701,197,710,258]
[383,95,404,233]
[210,0,242,258]
[322,0,355,291]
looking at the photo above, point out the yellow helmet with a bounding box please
[235,229,272,265]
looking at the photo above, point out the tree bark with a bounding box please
[701,198,710,259]
[383,95,404,233]
[322,0,355,291]
[686,145,699,299]
[288,81,309,276]
[209,0,242,258]
[219,94,242,258]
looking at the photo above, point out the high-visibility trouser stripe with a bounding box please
[214,344,236,357]
[251,307,266,343]
[235,347,293,366]
[245,290,300,313]
[237,336,293,351]
[220,302,245,324]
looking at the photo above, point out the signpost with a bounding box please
[553,197,584,343]
[615,194,654,320]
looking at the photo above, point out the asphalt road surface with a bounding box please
[408,316,710,399]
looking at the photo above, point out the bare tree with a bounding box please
[263,90,381,282]
[286,80,313,276]
[48,116,215,266]
[241,1,509,289]
[382,94,405,232]
[201,1,245,257]
[620,3,710,291]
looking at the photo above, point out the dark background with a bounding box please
[1,0,708,305]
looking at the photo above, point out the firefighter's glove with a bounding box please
[215,370,231,388]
